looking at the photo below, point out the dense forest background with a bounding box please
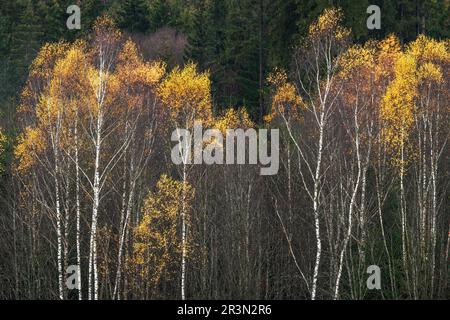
[1,0,449,119]
[0,0,449,300]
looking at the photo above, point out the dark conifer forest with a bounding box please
[0,0,449,300]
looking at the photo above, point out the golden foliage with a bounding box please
[117,39,141,67]
[308,7,350,41]
[157,63,213,126]
[338,44,375,80]
[380,53,418,167]
[214,108,254,134]
[92,15,122,41]
[379,35,449,170]
[52,42,89,95]
[14,126,46,172]
[0,129,7,174]
[116,40,166,89]
[265,68,304,123]
[378,34,402,56]
[29,42,70,80]
[406,35,449,85]
[375,34,402,80]
[419,62,443,83]
[132,174,194,284]
[407,35,449,63]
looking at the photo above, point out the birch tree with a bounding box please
[290,8,350,299]
[158,63,213,300]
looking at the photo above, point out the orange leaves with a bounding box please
[15,126,46,172]
[157,63,213,126]
[15,20,169,176]
[52,42,89,96]
[137,61,166,87]
[117,39,141,67]
[116,40,166,90]
[375,34,402,81]
[378,34,401,57]
[338,44,375,80]
[92,15,122,46]
[29,42,70,81]
[418,62,443,83]
[214,108,254,134]
[265,69,304,123]
[407,35,449,64]
[0,129,7,174]
[308,7,350,42]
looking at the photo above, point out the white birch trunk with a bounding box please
[88,112,102,300]
[114,158,135,300]
[181,161,187,300]
[334,108,362,299]
[55,159,64,300]
[311,114,324,300]
[74,112,82,300]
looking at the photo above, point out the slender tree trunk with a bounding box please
[50,108,64,300]
[74,113,82,300]
[258,0,264,122]
[55,151,63,300]
[181,161,187,300]
[311,114,324,300]
[63,173,70,300]
[400,136,411,298]
[89,112,103,300]
[114,158,135,300]
[334,108,362,299]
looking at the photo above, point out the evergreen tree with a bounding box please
[266,0,300,69]
[338,0,370,41]
[36,0,65,43]
[79,0,108,37]
[149,0,172,30]
[0,0,15,102]
[117,0,150,33]
[186,0,216,69]
[9,0,43,93]
[219,0,262,118]
[424,0,449,39]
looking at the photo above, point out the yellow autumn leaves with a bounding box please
[132,174,194,284]
[0,128,7,174]
[14,15,260,288]
[265,68,304,123]
[380,54,417,159]
[380,35,449,167]
[264,23,448,174]
[158,62,213,126]
[116,40,166,89]
[308,7,350,42]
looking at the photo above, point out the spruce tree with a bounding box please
[149,0,171,31]
[117,0,150,33]
[0,3,13,102]
[36,0,65,43]
[266,0,300,69]
[221,0,260,115]
[10,0,43,92]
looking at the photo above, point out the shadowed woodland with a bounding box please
[0,0,449,300]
